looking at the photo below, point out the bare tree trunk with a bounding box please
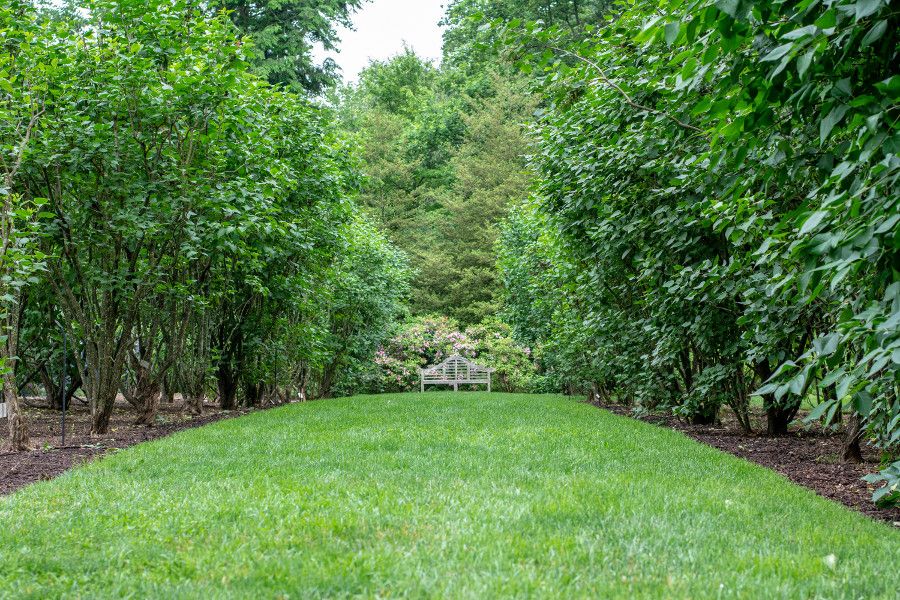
[160,375,174,404]
[243,380,263,407]
[182,394,204,416]
[766,403,799,435]
[39,365,81,411]
[217,361,238,410]
[842,412,864,463]
[132,363,161,426]
[318,368,335,399]
[87,374,119,435]
[135,389,161,426]
[728,369,753,434]
[2,289,29,450]
[297,362,309,402]
[4,374,29,451]
[80,343,124,435]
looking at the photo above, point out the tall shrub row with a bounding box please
[498,0,898,501]
[0,0,409,444]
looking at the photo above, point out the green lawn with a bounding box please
[1,393,897,598]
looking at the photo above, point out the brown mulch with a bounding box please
[0,399,262,495]
[600,403,900,525]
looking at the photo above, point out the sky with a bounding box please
[314,0,448,84]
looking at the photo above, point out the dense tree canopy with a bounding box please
[218,0,367,94]
[335,50,534,325]
[1,0,407,442]
[496,0,898,502]
[441,0,612,72]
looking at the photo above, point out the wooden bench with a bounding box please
[420,354,493,392]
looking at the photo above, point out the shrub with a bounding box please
[370,315,535,393]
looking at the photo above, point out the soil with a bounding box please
[600,403,900,525]
[0,398,262,495]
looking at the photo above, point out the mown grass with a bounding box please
[1,393,897,599]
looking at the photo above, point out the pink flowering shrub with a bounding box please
[373,316,474,392]
[464,320,535,392]
[372,315,535,392]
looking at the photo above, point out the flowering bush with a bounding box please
[371,315,535,393]
[465,320,535,392]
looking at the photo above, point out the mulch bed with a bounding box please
[0,399,262,495]
[599,403,900,525]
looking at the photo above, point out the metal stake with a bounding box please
[60,325,67,447]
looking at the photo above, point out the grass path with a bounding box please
[1,393,897,598]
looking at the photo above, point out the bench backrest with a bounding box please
[421,354,492,383]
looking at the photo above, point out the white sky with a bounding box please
[315,0,447,84]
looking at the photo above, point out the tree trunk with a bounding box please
[766,404,798,435]
[135,389,161,426]
[161,376,174,404]
[587,382,600,405]
[4,374,29,451]
[39,365,80,411]
[2,287,29,450]
[728,369,753,434]
[730,402,753,434]
[182,394,204,416]
[842,412,864,463]
[83,356,122,435]
[40,367,63,410]
[755,358,798,435]
[132,364,161,426]
[217,361,238,410]
[89,387,118,435]
[243,380,263,407]
[318,367,335,399]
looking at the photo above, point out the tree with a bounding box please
[496,0,898,496]
[417,77,535,325]
[315,216,411,398]
[441,0,612,75]
[0,0,57,449]
[12,0,361,433]
[15,0,257,433]
[217,0,367,94]
[337,50,533,325]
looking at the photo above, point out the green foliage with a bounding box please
[217,0,367,94]
[497,0,898,494]
[863,460,900,508]
[0,194,47,377]
[371,315,535,393]
[441,0,611,74]
[1,394,898,596]
[3,0,407,433]
[317,216,411,398]
[465,319,535,392]
[0,0,54,399]
[374,315,477,392]
[338,52,534,325]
